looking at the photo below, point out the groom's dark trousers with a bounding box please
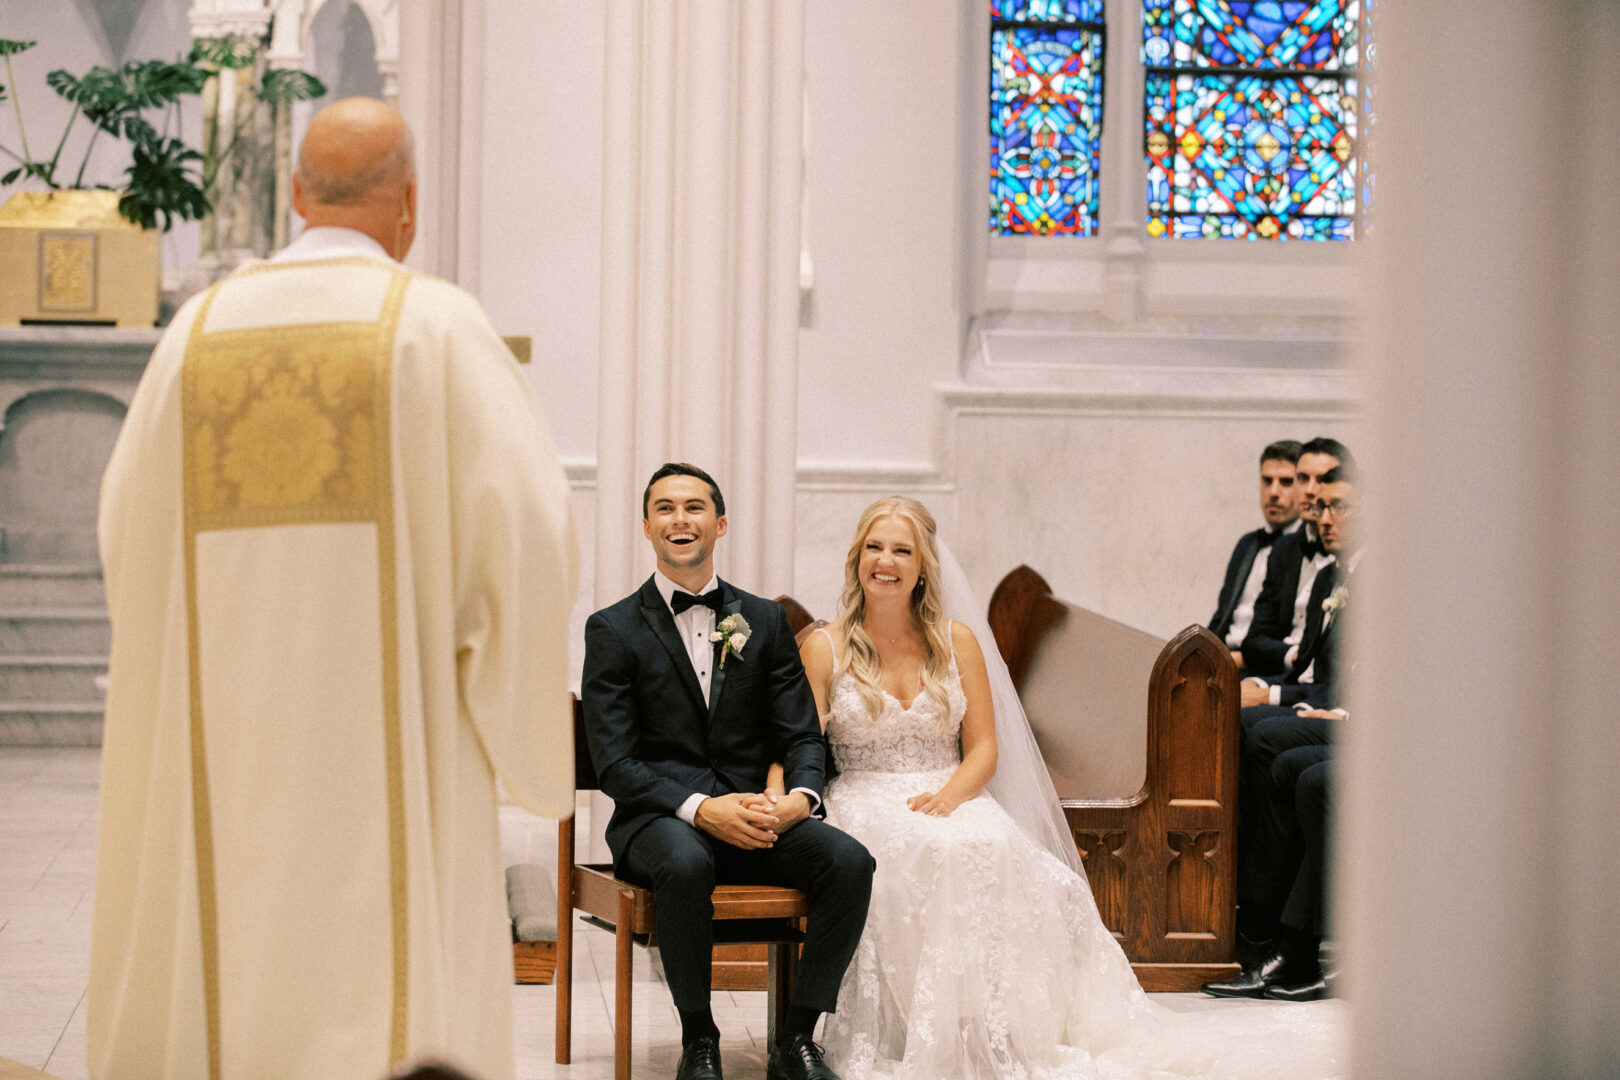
[582,576,874,1013]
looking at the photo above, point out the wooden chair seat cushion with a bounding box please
[572,864,811,936]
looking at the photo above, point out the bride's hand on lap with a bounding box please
[906,791,957,817]
[696,793,780,849]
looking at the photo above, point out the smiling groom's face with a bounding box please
[644,474,727,576]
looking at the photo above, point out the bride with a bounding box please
[777,496,1346,1080]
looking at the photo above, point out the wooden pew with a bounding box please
[988,565,1241,991]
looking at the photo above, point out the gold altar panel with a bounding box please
[0,191,159,328]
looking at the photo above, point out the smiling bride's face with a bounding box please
[857,515,922,605]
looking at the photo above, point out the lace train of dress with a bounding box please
[820,655,1347,1080]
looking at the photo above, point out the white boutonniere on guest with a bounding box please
[711,613,750,667]
[1322,583,1349,618]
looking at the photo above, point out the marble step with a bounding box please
[0,563,106,607]
[0,607,112,653]
[0,701,103,746]
[0,655,108,699]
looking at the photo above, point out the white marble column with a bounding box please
[594,0,805,606]
[1346,2,1620,1075]
[1100,0,1146,325]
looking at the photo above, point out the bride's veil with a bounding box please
[935,539,1084,874]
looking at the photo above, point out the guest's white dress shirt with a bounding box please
[1226,519,1302,647]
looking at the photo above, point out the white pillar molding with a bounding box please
[1347,2,1620,1076]
[594,0,805,606]
[395,0,462,281]
[1100,0,1146,326]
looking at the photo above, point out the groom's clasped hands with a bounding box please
[693,789,813,849]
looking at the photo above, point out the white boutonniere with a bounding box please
[711,613,750,668]
[1322,583,1349,617]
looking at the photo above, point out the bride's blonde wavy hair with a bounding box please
[835,497,953,728]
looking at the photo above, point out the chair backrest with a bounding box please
[774,594,816,638]
[793,617,829,648]
[988,566,1165,802]
[571,695,601,792]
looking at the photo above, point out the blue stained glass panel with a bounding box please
[1144,0,1363,240]
[1144,1,1359,70]
[991,26,1105,236]
[993,0,1105,21]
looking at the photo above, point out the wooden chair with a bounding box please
[555,697,811,1080]
[987,565,1242,991]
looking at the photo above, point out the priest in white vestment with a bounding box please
[89,99,578,1080]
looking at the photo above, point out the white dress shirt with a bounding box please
[1226,519,1301,648]
[653,571,819,827]
[1284,525,1337,651]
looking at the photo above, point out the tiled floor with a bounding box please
[1,747,1281,1080]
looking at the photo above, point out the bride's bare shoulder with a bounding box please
[947,619,984,659]
[800,619,838,670]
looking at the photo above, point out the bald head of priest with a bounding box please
[292,96,418,261]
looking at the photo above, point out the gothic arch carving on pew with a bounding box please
[1150,626,1231,807]
[1165,830,1222,937]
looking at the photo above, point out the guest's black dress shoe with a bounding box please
[1264,970,1336,1002]
[766,1034,840,1080]
[1201,951,1320,998]
[676,1036,723,1080]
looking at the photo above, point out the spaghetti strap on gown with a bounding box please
[817,629,1346,1080]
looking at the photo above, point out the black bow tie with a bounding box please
[1256,528,1283,550]
[1299,535,1324,561]
[671,588,724,616]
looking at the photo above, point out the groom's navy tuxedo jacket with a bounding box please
[581,575,827,869]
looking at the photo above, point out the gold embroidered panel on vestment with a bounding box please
[184,320,389,531]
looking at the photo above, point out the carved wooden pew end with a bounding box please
[988,566,1242,991]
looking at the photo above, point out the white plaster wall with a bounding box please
[478,0,602,466]
[796,0,970,470]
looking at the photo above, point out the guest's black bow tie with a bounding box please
[1299,536,1324,561]
[672,588,725,616]
[1256,529,1283,550]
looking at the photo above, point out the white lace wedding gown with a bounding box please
[819,638,1348,1080]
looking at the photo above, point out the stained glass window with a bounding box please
[990,0,1107,237]
[1143,1,1363,240]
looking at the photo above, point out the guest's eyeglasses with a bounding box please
[1310,498,1355,520]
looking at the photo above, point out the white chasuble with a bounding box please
[89,255,578,1080]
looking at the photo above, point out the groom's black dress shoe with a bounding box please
[766,1034,840,1080]
[676,1036,723,1080]
[1201,951,1320,999]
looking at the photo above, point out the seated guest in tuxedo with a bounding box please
[1208,464,1360,999]
[581,463,875,1080]
[1210,440,1303,672]
[1239,438,1352,678]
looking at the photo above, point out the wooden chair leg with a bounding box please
[616,890,634,1080]
[555,817,574,1064]
[766,941,797,1046]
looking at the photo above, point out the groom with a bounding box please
[582,463,874,1080]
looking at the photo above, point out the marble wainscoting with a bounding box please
[791,315,1360,638]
